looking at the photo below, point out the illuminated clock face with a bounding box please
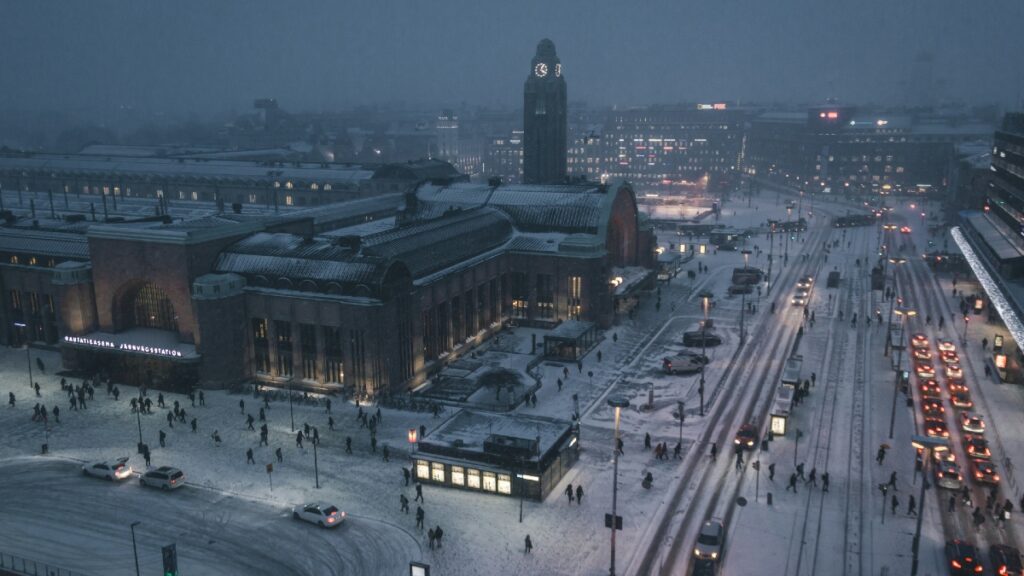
[534,63,548,77]
[555,63,562,77]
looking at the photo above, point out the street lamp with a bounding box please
[962,315,970,344]
[784,206,793,263]
[608,396,630,576]
[698,290,714,416]
[13,322,32,389]
[909,435,950,576]
[884,257,908,357]
[766,221,776,294]
[740,250,751,344]
[888,306,917,439]
[130,521,142,576]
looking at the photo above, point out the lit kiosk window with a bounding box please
[409,410,579,501]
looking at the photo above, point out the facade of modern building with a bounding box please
[0,180,654,398]
[0,152,460,209]
[522,39,568,184]
[746,106,992,197]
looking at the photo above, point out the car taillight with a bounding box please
[327,517,335,523]
[998,565,1007,575]
[975,565,983,573]
[953,560,962,568]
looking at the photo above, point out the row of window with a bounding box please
[8,255,57,267]
[252,319,346,383]
[415,459,512,495]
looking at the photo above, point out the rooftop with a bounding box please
[421,410,573,461]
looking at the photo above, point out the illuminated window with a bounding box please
[28,256,37,266]
[431,462,445,483]
[285,195,294,206]
[569,276,582,319]
[131,283,178,332]
[497,474,512,495]
[9,255,18,264]
[9,289,20,310]
[482,471,497,492]
[467,469,481,489]
[451,466,465,486]
[416,460,430,480]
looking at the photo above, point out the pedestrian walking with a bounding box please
[259,407,266,422]
[7,392,13,407]
[710,442,717,461]
[616,437,624,455]
[403,467,411,486]
[415,482,424,503]
[371,435,378,453]
[239,399,245,414]
[822,472,830,492]
[768,463,776,481]
[383,445,390,462]
[907,495,917,516]
[158,393,165,408]
[400,494,409,513]
[888,471,898,491]
[796,462,805,480]
[296,430,304,448]
[246,448,255,464]
[191,417,198,433]
[247,414,255,431]
[113,387,120,401]
[52,405,60,423]
[416,506,425,529]
[212,430,222,446]
[313,427,320,446]
[810,372,816,387]
[787,473,798,493]
[557,378,563,392]
[34,382,40,397]
[328,416,335,431]
[275,447,283,463]
[326,398,332,413]
[735,451,744,471]
[303,422,311,439]
[346,436,353,454]
[565,483,574,504]
[576,484,584,505]
[166,411,174,428]
[673,442,682,459]
[891,494,899,515]
[806,467,817,487]
[199,390,205,406]
[877,445,887,465]
[143,448,151,467]
[525,534,533,554]
[428,528,436,549]
[159,430,166,448]
[435,525,444,548]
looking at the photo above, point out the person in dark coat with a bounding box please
[191,417,198,433]
[400,494,409,513]
[246,448,255,464]
[275,447,283,463]
[415,482,424,503]
[575,485,584,505]
[416,506,425,529]
[159,430,166,448]
[296,431,304,448]
[525,534,533,553]
[434,525,444,548]
[403,467,411,486]
[565,483,574,504]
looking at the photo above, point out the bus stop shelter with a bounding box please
[543,320,598,361]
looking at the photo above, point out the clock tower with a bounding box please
[523,39,567,184]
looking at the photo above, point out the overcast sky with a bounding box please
[2,0,1022,120]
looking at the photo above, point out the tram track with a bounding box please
[633,214,835,575]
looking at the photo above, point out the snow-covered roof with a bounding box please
[0,227,89,260]
[0,153,375,184]
[420,410,573,463]
[215,232,389,285]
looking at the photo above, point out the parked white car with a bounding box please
[82,457,132,481]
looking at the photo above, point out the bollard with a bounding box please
[767,492,773,506]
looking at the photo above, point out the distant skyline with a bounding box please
[2,0,1023,123]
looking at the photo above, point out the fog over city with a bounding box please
[3,0,1022,121]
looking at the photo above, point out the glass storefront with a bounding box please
[416,460,429,480]
[466,468,481,489]
[431,462,445,483]
[482,472,497,492]
[451,466,465,486]
[497,474,512,495]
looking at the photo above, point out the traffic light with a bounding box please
[162,544,177,576]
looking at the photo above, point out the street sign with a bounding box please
[604,513,623,530]
[162,544,177,576]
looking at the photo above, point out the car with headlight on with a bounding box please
[935,460,964,490]
[693,518,725,561]
[960,413,985,434]
[82,457,132,481]
[946,364,964,380]
[951,391,974,410]
[913,348,933,361]
[945,539,982,575]
[964,435,991,460]
[938,339,957,353]
[921,398,945,416]
[947,379,969,394]
[919,379,941,399]
[925,418,949,438]
[916,362,936,379]
[139,466,185,490]
[971,459,1000,485]
[911,333,929,349]
[940,351,960,365]
[292,502,346,528]
[900,226,912,234]
[734,424,757,450]
[792,290,809,306]
[989,544,1023,576]
[796,276,814,289]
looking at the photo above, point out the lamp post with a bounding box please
[135,396,144,448]
[130,521,142,576]
[698,290,713,417]
[14,322,32,388]
[888,306,917,438]
[740,250,751,344]
[766,221,776,294]
[884,257,907,357]
[288,378,295,433]
[677,400,684,445]
[608,397,630,576]
[784,206,792,264]
[910,435,950,576]
[962,315,969,344]
[313,436,320,489]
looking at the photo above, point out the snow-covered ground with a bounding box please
[2,190,1010,576]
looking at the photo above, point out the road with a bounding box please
[0,458,421,575]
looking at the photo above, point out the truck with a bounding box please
[781,355,803,388]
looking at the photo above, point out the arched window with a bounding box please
[132,283,178,332]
